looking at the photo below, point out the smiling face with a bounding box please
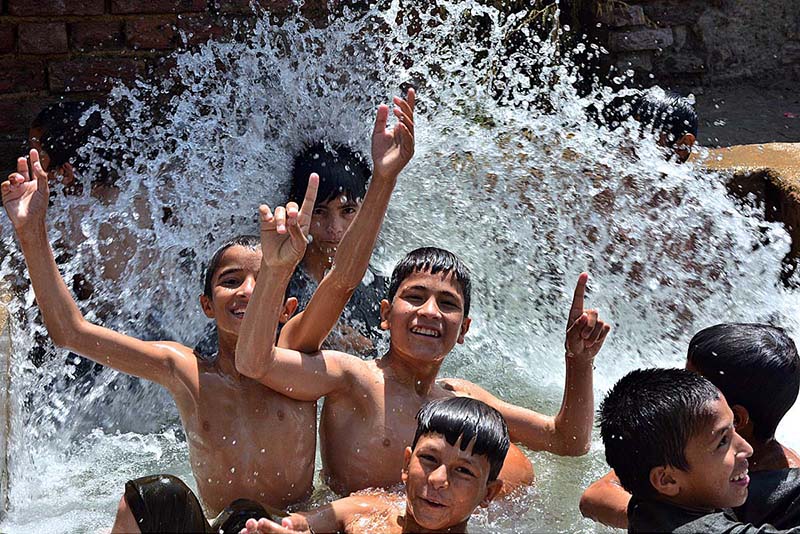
[200,245,262,338]
[402,434,500,532]
[380,270,471,363]
[660,396,753,510]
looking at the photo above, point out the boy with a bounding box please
[580,322,800,529]
[237,190,611,494]
[2,91,413,519]
[599,368,800,533]
[240,396,510,534]
[633,90,698,163]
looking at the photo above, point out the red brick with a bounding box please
[49,57,141,92]
[18,22,68,55]
[0,96,56,134]
[70,21,125,51]
[111,0,206,14]
[176,13,228,46]
[0,25,15,54]
[8,0,104,16]
[127,17,177,50]
[0,58,47,94]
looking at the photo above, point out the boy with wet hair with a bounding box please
[240,396,510,534]
[633,89,698,163]
[283,140,388,356]
[599,368,800,533]
[237,187,611,495]
[580,322,800,529]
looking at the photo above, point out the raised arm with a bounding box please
[278,89,415,353]
[579,470,630,529]
[240,495,381,534]
[235,175,360,401]
[439,274,610,456]
[1,150,185,386]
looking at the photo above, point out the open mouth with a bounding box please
[730,469,750,487]
[410,326,441,338]
[421,496,447,508]
[231,309,246,319]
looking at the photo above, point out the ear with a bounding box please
[649,465,680,497]
[401,446,412,483]
[731,404,750,432]
[199,294,214,319]
[479,479,503,508]
[456,317,471,344]
[279,297,299,323]
[379,299,391,331]
[61,162,75,185]
[677,133,696,148]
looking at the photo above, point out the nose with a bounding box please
[419,296,442,318]
[238,275,256,297]
[733,431,754,459]
[428,464,449,490]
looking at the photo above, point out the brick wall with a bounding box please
[598,0,800,88]
[0,0,325,168]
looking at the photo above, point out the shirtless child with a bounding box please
[237,194,611,495]
[580,322,800,529]
[1,91,414,527]
[241,397,510,534]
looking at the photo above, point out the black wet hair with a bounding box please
[412,397,510,482]
[633,90,698,145]
[289,142,371,207]
[688,323,800,441]
[599,368,720,499]
[387,247,472,317]
[202,235,261,298]
[31,101,103,170]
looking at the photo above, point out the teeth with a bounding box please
[730,471,748,482]
[411,327,440,338]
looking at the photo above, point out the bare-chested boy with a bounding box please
[1,91,414,526]
[241,397,510,534]
[237,188,611,495]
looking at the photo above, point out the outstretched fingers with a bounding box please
[372,104,390,137]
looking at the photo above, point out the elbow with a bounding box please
[578,490,597,520]
[234,350,270,381]
[552,434,591,457]
[49,318,87,351]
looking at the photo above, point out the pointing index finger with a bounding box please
[299,173,319,222]
[568,272,589,328]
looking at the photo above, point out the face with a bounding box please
[29,127,76,186]
[200,246,262,337]
[658,132,696,163]
[308,195,360,258]
[380,270,471,363]
[402,434,500,531]
[659,396,753,510]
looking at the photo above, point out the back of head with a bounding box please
[202,235,261,297]
[633,89,698,144]
[688,323,800,441]
[290,142,371,206]
[388,247,472,317]
[413,397,510,482]
[599,368,720,498]
[31,101,103,170]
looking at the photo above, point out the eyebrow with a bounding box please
[404,285,462,301]
[216,267,244,279]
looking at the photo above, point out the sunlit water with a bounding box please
[1,1,799,532]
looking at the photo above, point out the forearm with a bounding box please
[17,222,87,348]
[551,356,594,456]
[236,262,294,379]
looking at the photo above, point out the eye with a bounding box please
[439,299,461,311]
[312,207,327,216]
[419,454,437,464]
[717,433,730,450]
[456,466,477,478]
[404,294,424,304]
[220,276,241,288]
[342,206,358,216]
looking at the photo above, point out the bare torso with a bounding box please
[164,344,316,515]
[320,357,532,495]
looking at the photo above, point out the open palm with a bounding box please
[2,149,49,231]
[372,88,415,180]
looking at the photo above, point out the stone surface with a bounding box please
[70,21,125,51]
[18,22,69,55]
[8,0,104,16]
[127,17,178,50]
[654,51,705,74]
[609,28,674,52]
[614,51,653,72]
[0,58,47,94]
[598,5,646,27]
[781,41,800,65]
[0,25,15,54]
[49,57,141,92]
[111,0,206,14]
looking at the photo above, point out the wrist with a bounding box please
[565,350,595,366]
[371,170,399,185]
[17,220,48,244]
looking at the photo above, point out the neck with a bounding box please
[301,250,332,283]
[215,331,239,375]
[400,512,468,534]
[382,347,443,396]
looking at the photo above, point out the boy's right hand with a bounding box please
[259,173,319,269]
[564,273,611,363]
[240,517,310,534]
[2,149,49,232]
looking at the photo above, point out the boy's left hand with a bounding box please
[259,173,319,270]
[372,87,415,181]
[565,273,611,363]
[240,517,310,534]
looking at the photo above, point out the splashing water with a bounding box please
[1,2,798,532]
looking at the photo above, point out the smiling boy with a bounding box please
[599,368,800,533]
[240,397,510,534]
[237,185,610,494]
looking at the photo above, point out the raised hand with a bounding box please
[240,516,310,534]
[259,173,319,269]
[371,87,415,181]
[1,149,49,232]
[565,273,611,362]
